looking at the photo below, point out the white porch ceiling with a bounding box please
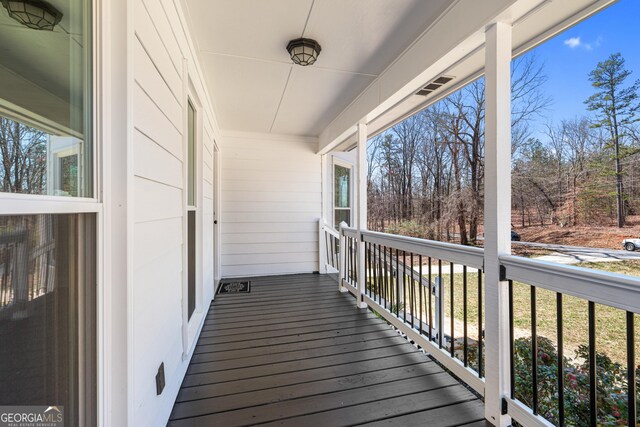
[182,0,452,137]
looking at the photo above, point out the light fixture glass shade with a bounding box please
[1,0,63,30]
[287,38,321,66]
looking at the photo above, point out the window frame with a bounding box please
[0,1,98,425]
[332,159,353,228]
[183,76,204,355]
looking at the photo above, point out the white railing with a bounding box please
[333,224,640,427]
[319,220,340,274]
[339,224,486,395]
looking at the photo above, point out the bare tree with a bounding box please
[0,118,47,194]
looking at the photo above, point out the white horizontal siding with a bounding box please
[133,129,182,187]
[133,84,183,159]
[223,262,320,278]
[223,222,317,234]
[223,232,316,244]
[223,190,320,203]
[224,211,319,224]
[130,0,217,426]
[221,134,321,277]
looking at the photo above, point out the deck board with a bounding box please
[168,273,486,426]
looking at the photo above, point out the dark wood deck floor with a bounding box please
[168,274,488,426]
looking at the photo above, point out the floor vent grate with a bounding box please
[217,281,251,294]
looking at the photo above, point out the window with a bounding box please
[334,164,352,227]
[0,214,96,425]
[0,1,95,424]
[0,1,93,197]
[187,100,196,320]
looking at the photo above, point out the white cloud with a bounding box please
[564,37,581,48]
[563,35,603,52]
[595,36,603,47]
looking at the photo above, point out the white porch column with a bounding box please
[356,122,368,308]
[319,154,328,274]
[483,22,512,426]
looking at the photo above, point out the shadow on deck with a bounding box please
[168,274,488,426]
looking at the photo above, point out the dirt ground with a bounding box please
[511,214,640,250]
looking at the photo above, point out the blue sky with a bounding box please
[523,0,640,139]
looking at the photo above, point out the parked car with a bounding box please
[511,230,521,241]
[622,238,640,251]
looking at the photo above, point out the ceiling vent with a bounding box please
[416,75,454,96]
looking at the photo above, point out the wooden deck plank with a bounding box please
[204,300,352,320]
[198,312,379,338]
[172,363,442,419]
[201,305,357,330]
[176,353,431,403]
[209,294,347,310]
[187,336,408,374]
[203,304,356,326]
[181,344,419,387]
[189,329,400,363]
[196,317,388,346]
[261,384,478,427]
[364,400,486,427]
[458,420,496,427]
[169,273,486,426]
[171,375,462,426]
[193,322,394,354]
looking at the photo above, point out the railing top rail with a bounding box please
[340,225,358,239]
[360,229,484,270]
[501,254,640,314]
[321,221,340,238]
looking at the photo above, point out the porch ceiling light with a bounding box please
[1,0,63,31]
[286,38,321,66]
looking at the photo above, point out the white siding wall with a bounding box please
[131,0,217,425]
[221,133,321,277]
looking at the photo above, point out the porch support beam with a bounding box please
[483,21,512,426]
[356,122,368,308]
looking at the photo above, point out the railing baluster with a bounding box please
[428,257,432,341]
[383,246,389,310]
[438,259,443,349]
[353,237,357,283]
[395,249,400,317]
[419,255,423,335]
[557,293,565,426]
[403,250,407,321]
[378,245,384,306]
[478,271,483,378]
[589,301,597,426]
[627,311,636,427]
[463,265,468,367]
[370,243,374,299]
[509,280,514,399]
[450,261,455,358]
[375,244,380,304]
[348,237,352,283]
[410,252,415,329]
[531,285,538,415]
[340,231,346,290]
[325,231,331,271]
[365,242,371,297]
[345,236,349,284]
[344,236,348,283]
[369,242,374,297]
